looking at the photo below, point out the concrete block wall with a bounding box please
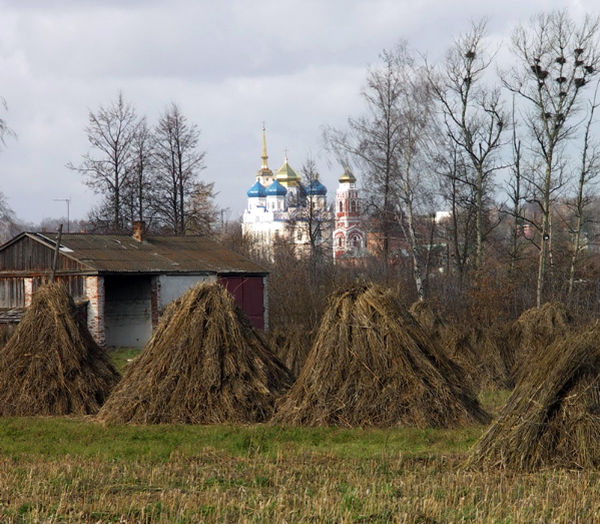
[85,276,105,347]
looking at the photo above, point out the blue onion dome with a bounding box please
[307,178,327,196]
[265,179,287,196]
[247,181,266,198]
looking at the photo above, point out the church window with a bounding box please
[351,200,357,213]
[337,236,343,247]
[339,201,343,213]
[352,236,360,248]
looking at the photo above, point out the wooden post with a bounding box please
[51,224,63,283]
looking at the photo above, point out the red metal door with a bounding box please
[217,276,264,330]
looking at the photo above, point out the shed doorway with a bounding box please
[104,275,152,347]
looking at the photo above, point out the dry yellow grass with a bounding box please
[1,450,600,522]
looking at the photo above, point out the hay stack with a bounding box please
[467,325,600,470]
[512,302,575,378]
[410,300,513,391]
[273,284,490,428]
[269,325,313,379]
[97,282,292,424]
[409,299,447,334]
[0,283,120,416]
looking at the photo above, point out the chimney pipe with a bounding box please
[132,221,145,242]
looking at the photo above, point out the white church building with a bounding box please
[242,128,365,261]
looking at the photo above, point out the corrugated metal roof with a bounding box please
[35,233,267,274]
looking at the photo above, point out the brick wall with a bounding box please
[24,278,33,307]
[85,276,105,347]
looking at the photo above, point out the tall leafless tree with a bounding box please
[128,117,155,225]
[153,103,206,235]
[504,10,600,306]
[325,43,436,298]
[68,92,140,232]
[567,80,600,297]
[185,180,218,236]
[324,44,409,271]
[427,20,506,271]
[506,97,526,273]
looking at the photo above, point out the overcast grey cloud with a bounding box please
[0,0,596,225]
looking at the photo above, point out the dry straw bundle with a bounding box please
[269,325,313,379]
[273,284,490,428]
[512,302,575,379]
[0,283,120,416]
[409,300,514,391]
[467,325,600,471]
[97,281,292,424]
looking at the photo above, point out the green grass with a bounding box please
[0,417,485,462]
[0,388,594,522]
[106,347,141,373]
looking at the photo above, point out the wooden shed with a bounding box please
[0,230,268,347]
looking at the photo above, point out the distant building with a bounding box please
[242,128,333,258]
[0,226,268,347]
[333,167,366,261]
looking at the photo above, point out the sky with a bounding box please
[0,0,597,226]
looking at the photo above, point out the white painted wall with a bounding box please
[158,274,216,311]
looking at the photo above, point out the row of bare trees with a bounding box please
[324,10,600,308]
[69,93,217,235]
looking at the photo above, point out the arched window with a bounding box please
[351,200,357,214]
[339,201,343,213]
[352,236,360,248]
[337,236,343,247]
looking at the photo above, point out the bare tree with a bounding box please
[504,10,600,306]
[391,68,438,299]
[324,44,409,270]
[0,192,22,243]
[427,20,506,270]
[153,103,206,235]
[434,141,477,282]
[0,98,15,149]
[289,158,333,264]
[506,98,526,273]
[567,81,600,297]
[68,92,140,231]
[128,117,155,225]
[185,180,218,236]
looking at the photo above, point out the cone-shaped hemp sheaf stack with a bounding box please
[0,283,120,416]
[274,283,490,428]
[97,281,292,424]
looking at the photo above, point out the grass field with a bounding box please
[0,351,594,522]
